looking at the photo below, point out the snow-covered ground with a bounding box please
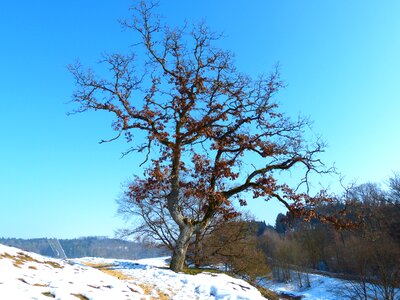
[0,244,266,299]
[2,243,398,299]
[260,271,400,300]
[260,273,343,300]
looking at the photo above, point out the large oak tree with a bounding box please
[69,1,334,272]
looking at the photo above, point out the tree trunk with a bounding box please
[193,232,202,268]
[170,225,193,272]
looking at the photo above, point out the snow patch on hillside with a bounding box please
[260,274,341,300]
[77,256,264,299]
[260,271,400,300]
[0,244,266,299]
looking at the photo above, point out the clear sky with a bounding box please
[1,1,399,239]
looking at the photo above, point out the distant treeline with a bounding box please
[0,236,169,259]
[258,179,400,300]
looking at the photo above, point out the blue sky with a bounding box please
[1,1,399,238]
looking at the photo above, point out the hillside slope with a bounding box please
[0,244,266,299]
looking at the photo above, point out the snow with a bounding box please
[260,273,341,300]
[75,256,265,300]
[0,244,266,299]
[260,271,400,300]
[3,243,397,299]
[0,244,144,299]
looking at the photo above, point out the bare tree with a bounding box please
[188,216,270,281]
[116,178,229,253]
[116,179,179,249]
[69,1,338,272]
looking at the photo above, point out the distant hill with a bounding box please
[0,237,168,259]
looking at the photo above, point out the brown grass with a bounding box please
[13,253,39,268]
[42,292,56,298]
[103,269,132,280]
[33,283,49,287]
[183,267,224,275]
[71,294,89,300]
[0,252,14,260]
[83,262,114,269]
[83,263,131,280]
[139,283,170,300]
[1,251,63,269]
[83,262,170,299]
[44,261,62,269]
